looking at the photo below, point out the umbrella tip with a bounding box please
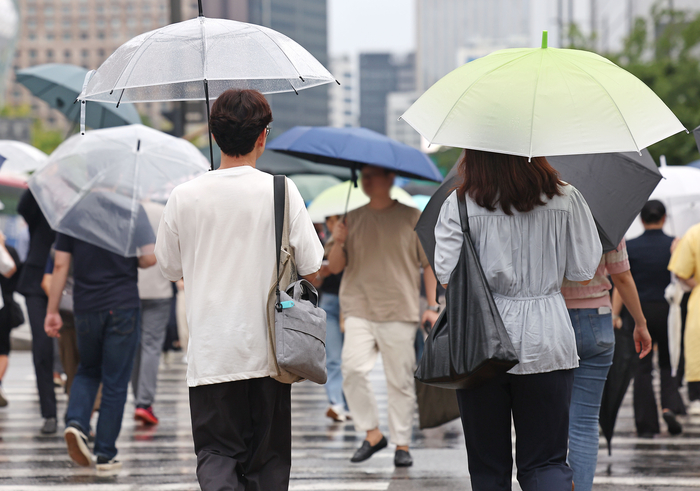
[336,79,341,85]
[137,139,141,151]
[541,31,548,49]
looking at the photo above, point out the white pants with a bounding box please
[341,316,417,446]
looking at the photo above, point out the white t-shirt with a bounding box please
[155,166,323,387]
[137,201,173,300]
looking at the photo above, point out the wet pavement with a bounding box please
[0,351,699,490]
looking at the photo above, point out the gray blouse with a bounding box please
[434,184,602,375]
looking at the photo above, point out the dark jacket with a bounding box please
[16,190,55,297]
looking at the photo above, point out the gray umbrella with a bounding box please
[694,125,700,152]
[416,150,662,272]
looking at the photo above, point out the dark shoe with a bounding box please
[350,436,387,463]
[41,417,57,434]
[638,432,655,439]
[64,424,92,467]
[96,455,122,474]
[394,449,413,467]
[663,411,683,435]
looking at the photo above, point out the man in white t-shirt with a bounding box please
[155,89,323,491]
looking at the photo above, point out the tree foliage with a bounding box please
[570,7,700,166]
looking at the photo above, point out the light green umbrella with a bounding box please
[307,180,417,224]
[400,31,685,158]
[288,174,341,203]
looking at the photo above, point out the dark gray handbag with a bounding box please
[415,195,519,389]
[273,175,328,384]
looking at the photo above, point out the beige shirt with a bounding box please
[340,201,428,323]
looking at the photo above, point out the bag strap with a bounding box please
[274,175,286,310]
[457,194,470,235]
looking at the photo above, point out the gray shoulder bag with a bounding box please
[272,175,328,384]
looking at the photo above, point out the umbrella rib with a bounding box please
[102,28,165,99]
[253,26,306,83]
[554,52,641,153]
[428,51,536,142]
[527,51,546,159]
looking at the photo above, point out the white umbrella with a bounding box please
[77,0,337,167]
[0,140,48,176]
[307,181,418,224]
[28,124,208,257]
[626,164,700,240]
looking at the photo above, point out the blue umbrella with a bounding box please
[16,64,141,130]
[267,126,443,182]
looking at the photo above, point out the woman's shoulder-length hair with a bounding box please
[456,149,565,215]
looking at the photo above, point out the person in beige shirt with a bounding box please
[328,164,439,467]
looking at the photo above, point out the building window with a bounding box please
[97,48,105,57]
[81,49,89,58]
[63,32,71,40]
[80,32,88,39]
[47,32,55,39]
[47,49,54,58]
[62,18,71,28]
[97,31,105,39]
[96,18,105,27]
[79,18,88,29]
[127,18,136,28]
[45,19,55,28]
[45,5,54,15]
[64,49,71,58]
[29,49,37,58]
[111,18,120,28]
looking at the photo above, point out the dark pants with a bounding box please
[189,377,292,491]
[26,295,56,419]
[633,301,686,434]
[456,370,574,491]
[65,308,140,460]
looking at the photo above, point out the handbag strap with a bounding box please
[457,194,470,236]
[273,175,286,308]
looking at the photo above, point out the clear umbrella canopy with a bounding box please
[28,124,209,257]
[79,16,336,104]
[0,140,48,176]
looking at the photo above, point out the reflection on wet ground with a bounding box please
[0,352,698,490]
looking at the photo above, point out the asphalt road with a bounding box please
[0,351,698,490]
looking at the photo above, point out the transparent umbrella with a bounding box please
[0,140,48,176]
[28,124,208,257]
[77,0,337,167]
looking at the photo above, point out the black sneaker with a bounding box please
[96,456,122,473]
[64,424,92,467]
[41,417,57,434]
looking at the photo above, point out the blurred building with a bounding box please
[386,91,420,149]
[359,53,414,135]
[416,0,700,92]
[2,0,199,131]
[328,55,358,128]
[203,0,330,137]
[0,0,19,106]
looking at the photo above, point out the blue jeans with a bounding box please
[320,294,347,409]
[65,308,140,460]
[567,308,615,491]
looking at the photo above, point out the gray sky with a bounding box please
[328,0,415,56]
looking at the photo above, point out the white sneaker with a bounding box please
[689,400,700,416]
[326,404,349,423]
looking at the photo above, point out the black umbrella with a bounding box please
[599,321,639,455]
[694,125,700,153]
[416,150,662,272]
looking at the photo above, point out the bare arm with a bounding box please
[610,269,652,358]
[138,253,157,269]
[302,272,320,283]
[421,265,440,328]
[327,221,348,275]
[611,286,623,327]
[45,251,71,338]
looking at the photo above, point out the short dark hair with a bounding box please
[456,149,564,215]
[209,89,272,157]
[641,200,666,224]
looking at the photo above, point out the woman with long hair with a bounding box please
[434,149,602,491]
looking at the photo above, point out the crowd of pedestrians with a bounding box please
[0,88,698,491]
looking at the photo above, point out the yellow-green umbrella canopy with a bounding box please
[401,32,685,158]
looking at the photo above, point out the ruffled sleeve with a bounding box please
[565,186,602,282]
[434,191,464,285]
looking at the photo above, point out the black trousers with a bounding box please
[189,377,292,491]
[632,301,686,434]
[456,370,574,491]
[26,295,56,419]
